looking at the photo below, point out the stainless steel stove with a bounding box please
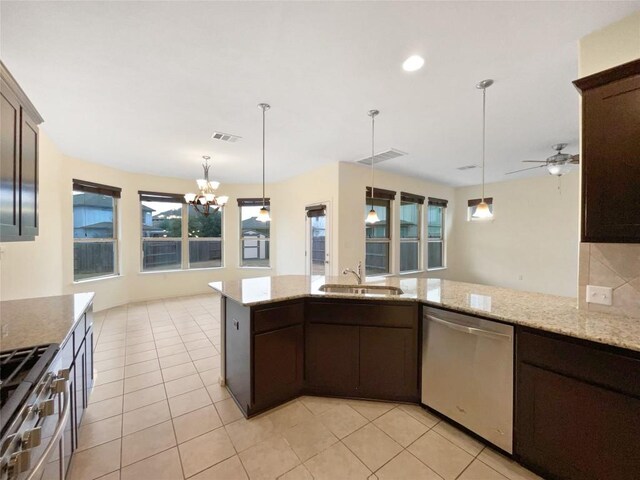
[0,345,70,480]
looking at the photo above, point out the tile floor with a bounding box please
[67,294,542,480]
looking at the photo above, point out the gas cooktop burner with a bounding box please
[0,344,58,438]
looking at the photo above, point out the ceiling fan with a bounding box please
[506,143,579,176]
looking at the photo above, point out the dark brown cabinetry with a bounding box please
[305,299,419,402]
[224,297,304,416]
[515,328,640,479]
[573,59,640,243]
[0,61,43,242]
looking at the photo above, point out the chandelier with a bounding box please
[184,155,229,216]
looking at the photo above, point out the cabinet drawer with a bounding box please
[307,301,416,328]
[254,301,304,334]
[517,329,640,397]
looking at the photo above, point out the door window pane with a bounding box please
[310,215,326,275]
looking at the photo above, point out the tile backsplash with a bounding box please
[579,243,640,318]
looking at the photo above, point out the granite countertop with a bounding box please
[209,275,640,353]
[0,292,95,351]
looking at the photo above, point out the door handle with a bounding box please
[232,319,239,330]
[426,315,511,341]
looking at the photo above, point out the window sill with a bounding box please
[398,270,425,276]
[238,266,272,270]
[139,267,226,275]
[427,267,447,272]
[74,274,121,284]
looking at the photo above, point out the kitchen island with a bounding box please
[210,275,640,480]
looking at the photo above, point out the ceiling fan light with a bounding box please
[257,207,270,223]
[366,208,380,224]
[472,201,493,219]
[548,163,571,176]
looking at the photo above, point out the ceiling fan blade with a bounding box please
[570,154,580,164]
[521,160,548,163]
[505,165,546,175]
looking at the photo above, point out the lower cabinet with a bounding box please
[515,328,640,479]
[254,324,304,411]
[306,323,359,395]
[305,300,419,402]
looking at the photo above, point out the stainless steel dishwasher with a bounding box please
[422,307,514,453]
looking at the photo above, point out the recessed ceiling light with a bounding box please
[403,55,424,72]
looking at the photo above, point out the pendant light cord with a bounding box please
[481,87,486,200]
[371,113,375,209]
[262,106,266,207]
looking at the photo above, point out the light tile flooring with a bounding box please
[68,294,542,480]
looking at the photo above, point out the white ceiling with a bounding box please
[1,1,638,187]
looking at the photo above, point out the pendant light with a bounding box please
[256,103,270,223]
[366,109,380,224]
[473,79,494,219]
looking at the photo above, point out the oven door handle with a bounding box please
[25,377,70,480]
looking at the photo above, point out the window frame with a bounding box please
[365,195,393,277]
[139,191,224,272]
[238,198,271,269]
[72,180,121,282]
[427,199,447,271]
[399,194,423,274]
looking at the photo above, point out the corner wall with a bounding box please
[447,172,579,297]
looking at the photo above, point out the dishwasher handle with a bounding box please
[426,314,511,341]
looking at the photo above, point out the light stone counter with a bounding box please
[210,275,640,353]
[0,292,95,351]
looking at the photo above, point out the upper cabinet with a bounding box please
[574,59,640,243]
[0,61,43,242]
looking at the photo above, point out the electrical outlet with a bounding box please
[586,285,613,306]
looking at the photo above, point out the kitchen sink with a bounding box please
[318,284,404,296]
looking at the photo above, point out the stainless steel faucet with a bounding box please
[342,261,363,284]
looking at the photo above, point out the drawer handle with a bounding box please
[426,315,511,341]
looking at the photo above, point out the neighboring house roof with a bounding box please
[241,216,270,233]
[142,204,154,213]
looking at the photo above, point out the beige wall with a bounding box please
[577,12,640,318]
[447,172,579,297]
[273,162,341,276]
[337,162,456,278]
[1,131,273,311]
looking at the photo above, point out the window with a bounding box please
[467,197,494,220]
[427,197,448,269]
[365,187,395,276]
[73,179,121,281]
[140,191,224,271]
[399,192,424,272]
[238,198,270,267]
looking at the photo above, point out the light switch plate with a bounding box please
[586,285,613,306]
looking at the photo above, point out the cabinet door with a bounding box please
[581,71,640,242]
[305,323,359,396]
[359,326,418,401]
[517,362,640,479]
[254,324,303,410]
[19,109,38,237]
[0,81,20,238]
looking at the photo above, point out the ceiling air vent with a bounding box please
[211,131,242,143]
[357,148,407,165]
[457,164,478,171]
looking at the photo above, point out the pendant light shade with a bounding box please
[366,208,380,224]
[365,109,380,224]
[473,79,494,220]
[257,103,271,223]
